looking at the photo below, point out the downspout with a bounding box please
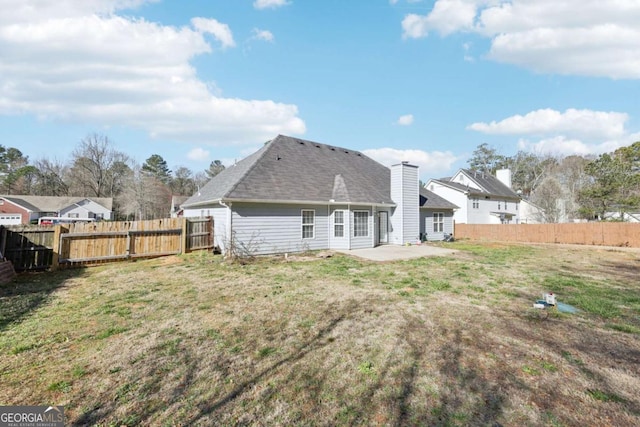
[347,203,351,249]
[327,204,331,250]
[218,200,232,256]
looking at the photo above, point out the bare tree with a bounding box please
[67,133,131,198]
[530,176,564,223]
[119,166,172,220]
[31,158,69,196]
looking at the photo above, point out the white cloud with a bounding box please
[517,136,633,157]
[363,148,458,176]
[191,17,235,49]
[396,114,414,126]
[187,147,210,161]
[401,0,640,79]
[468,108,628,140]
[253,0,290,10]
[251,28,275,42]
[0,0,305,145]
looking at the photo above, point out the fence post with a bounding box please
[51,225,63,271]
[181,217,189,254]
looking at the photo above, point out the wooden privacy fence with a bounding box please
[455,223,640,247]
[0,217,213,271]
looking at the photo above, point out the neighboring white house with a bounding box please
[519,199,544,224]
[181,135,456,255]
[0,196,113,225]
[425,169,521,224]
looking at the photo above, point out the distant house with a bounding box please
[0,196,113,225]
[170,196,189,218]
[425,169,521,224]
[182,135,453,256]
[519,199,544,224]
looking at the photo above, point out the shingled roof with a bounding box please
[419,188,459,209]
[182,135,394,207]
[1,196,113,212]
[431,169,519,199]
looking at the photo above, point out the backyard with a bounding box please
[0,242,639,426]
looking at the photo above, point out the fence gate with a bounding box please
[0,226,54,271]
[186,217,214,251]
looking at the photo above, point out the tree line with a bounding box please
[3,133,638,222]
[466,141,640,222]
[1,133,226,220]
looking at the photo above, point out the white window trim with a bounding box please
[433,212,444,233]
[333,210,345,238]
[301,209,315,239]
[353,210,369,238]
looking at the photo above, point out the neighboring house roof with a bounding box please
[459,169,519,198]
[0,196,113,212]
[429,169,519,199]
[183,135,394,207]
[171,196,189,211]
[419,188,459,209]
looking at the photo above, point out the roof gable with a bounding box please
[419,188,459,209]
[183,135,394,207]
[1,196,113,212]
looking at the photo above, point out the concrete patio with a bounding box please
[337,243,457,262]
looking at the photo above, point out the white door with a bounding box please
[378,211,389,244]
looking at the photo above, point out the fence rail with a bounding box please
[454,223,640,248]
[0,217,213,271]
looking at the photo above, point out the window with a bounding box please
[302,210,315,239]
[68,213,79,218]
[504,200,508,209]
[334,210,344,237]
[498,201,501,210]
[433,213,444,233]
[472,198,479,209]
[353,211,369,237]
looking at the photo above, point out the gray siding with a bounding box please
[402,166,420,243]
[389,166,403,244]
[232,203,329,255]
[390,163,420,244]
[350,206,374,249]
[420,209,454,241]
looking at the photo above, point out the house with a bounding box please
[519,199,544,224]
[0,196,113,225]
[181,135,456,255]
[425,169,520,224]
[420,188,458,240]
[170,196,189,218]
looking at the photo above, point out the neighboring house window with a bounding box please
[302,210,315,239]
[353,211,369,237]
[498,201,501,210]
[334,210,344,238]
[433,213,444,233]
[472,198,479,209]
[68,213,79,218]
[505,200,508,209]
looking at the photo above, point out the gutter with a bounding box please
[183,198,396,209]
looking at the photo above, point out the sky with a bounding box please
[1,0,639,180]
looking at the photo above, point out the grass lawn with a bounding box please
[1,242,639,426]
